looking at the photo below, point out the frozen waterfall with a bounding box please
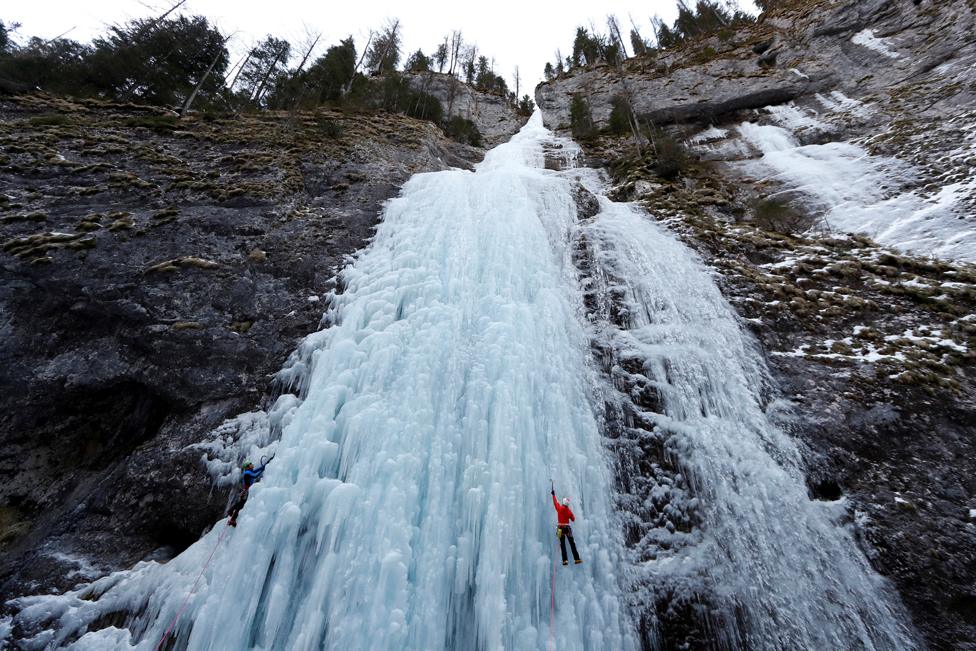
[9,113,635,651]
[6,113,917,651]
[575,183,919,650]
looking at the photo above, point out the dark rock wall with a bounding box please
[0,94,482,599]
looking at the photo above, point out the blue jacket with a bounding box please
[241,464,266,490]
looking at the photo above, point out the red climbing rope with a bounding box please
[154,523,230,651]
[549,551,556,651]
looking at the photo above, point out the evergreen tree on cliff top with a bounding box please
[87,15,228,105]
[304,37,356,102]
[366,20,401,75]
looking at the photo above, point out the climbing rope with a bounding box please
[154,523,230,651]
[549,477,558,651]
[549,553,556,651]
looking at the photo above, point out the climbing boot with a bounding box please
[575,559,582,564]
[562,560,568,566]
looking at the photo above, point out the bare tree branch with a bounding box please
[128,0,188,43]
[44,27,77,44]
[251,42,289,103]
[228,47,254,92]
[345,31,373,95]
[181,32,232,117]
[293,32,322,75]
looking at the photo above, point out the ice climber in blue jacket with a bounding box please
[228,457,271,527]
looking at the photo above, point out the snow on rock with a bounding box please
[771,321,967,367]
[764,103,827,134]
[188,409,279,487]
[737,120,904,207]
[736,119,976,262]
[689,126,729,144]
[852,29,901,59]
[814,91,872,120]
[45,552,101,580]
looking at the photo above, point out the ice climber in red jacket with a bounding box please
[552,488,582,566]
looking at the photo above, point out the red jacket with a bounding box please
[553,494,575,526]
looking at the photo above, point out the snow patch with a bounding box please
[814,91,872,120]
[852,29,900,59]
[765,104,827,134]
[46,552,101,580]
[689,126,729,144]
[736,120,976,262]
[771,343,906,364]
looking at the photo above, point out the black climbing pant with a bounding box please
[229,488,249,523]
[557,525,581,563]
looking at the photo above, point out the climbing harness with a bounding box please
[153,523,230,651]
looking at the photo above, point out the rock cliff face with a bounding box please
[406,71,528,146]
[538,1,976,649]
[537,0,975,134]
[0,95,482,601]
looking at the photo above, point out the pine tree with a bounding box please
[630,29,648,56]
[304,37,356,102]
[571,27,601,67]
[0,20,14,53]
[237,36,291,104]
[87,15,229,105]
[405,49,430,72]
[366,20,401,75]
[569,93,595,139]
[433,42,448,72]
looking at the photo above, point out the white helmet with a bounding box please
[562,497,570,506]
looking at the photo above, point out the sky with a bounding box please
[6,1,756,90]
